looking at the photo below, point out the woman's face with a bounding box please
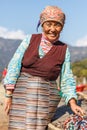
[42,21,63,43]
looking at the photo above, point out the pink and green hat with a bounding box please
[40,6,65,26]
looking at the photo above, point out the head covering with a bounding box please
[40,6,65,26]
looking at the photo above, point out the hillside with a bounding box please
[0,37,87,77]
[72,58,87,78]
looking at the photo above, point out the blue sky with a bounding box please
[0,0,87,46]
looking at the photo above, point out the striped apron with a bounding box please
[8,72,61,130]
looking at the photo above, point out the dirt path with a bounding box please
[0,83,8,130]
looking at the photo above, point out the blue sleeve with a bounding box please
[60,47,77,104]
[4,34,32,85]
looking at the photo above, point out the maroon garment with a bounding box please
[21,34,67,81]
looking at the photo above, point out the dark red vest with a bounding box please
[21,34,67,80]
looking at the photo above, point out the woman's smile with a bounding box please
[42,21,63,42]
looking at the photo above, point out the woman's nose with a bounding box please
[50,26,55,31]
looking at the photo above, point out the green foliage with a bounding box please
[72,58,87,78]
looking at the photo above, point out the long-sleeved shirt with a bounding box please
[4,34,77,104]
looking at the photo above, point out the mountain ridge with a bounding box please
[0,37,87,76]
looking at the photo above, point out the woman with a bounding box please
[4,6,84,130]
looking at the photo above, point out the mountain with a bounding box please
[0,37,21,76]
[69,46,87,63]
[0,37,87,77]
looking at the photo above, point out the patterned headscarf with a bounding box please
[40,6,65,26]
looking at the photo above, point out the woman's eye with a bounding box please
[46,23,51,26]
[55,23,61,27]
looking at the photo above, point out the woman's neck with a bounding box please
[42,33,58,45]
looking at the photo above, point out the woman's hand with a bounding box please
[69,98,85,117]
[4,97,12,115]
[4,89,13,115]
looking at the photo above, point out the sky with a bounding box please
[0,0,87,46]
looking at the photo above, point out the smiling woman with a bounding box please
[3,5,85,130]
[42,21,62,42]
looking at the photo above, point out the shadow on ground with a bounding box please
[52,99,84,122]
